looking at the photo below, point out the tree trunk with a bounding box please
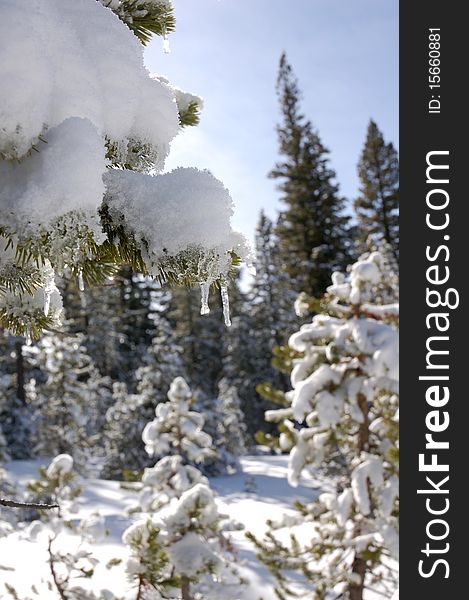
[15,339,25,403]
[348,391,370,600]
[348,555,367,600]
[356,392,370,452]
[181,576,193,600]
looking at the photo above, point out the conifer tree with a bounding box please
[167,286,227,396]
[222,313,262,439]
[0,331,34,458]
[125,377,245,600]
[271,53,351,297]
[222,212,292,439]
[248,251,399,600]
[123,483,244,600]
[136,311,186,399]
[192,380,246,475]
[142,377,213,466]
[102,312,185,478]
[30,331,111,471]
[250,210,294,343]
[354,120,399,259]
[101,382,150,479]
[216,379,247,463]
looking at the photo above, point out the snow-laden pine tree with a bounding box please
[102,312,186,479]
[193,380,247,475]
[30,331,111,471]
[271,53,352,298]
[0,0,248,341]
[125,377,245,599]
[216,379,247,465]
[142,377,213,466]
[248,251,399,600]
[132,379,213,512]
[354,121,399,260]
[124,482,244,600]
[101,381,148,479]
[26,453,81,516]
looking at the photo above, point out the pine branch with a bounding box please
[179,101,201,128]
[104,1,176,46]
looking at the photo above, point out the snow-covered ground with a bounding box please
[0,456,319,599]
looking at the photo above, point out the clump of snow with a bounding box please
[167,531,221,576]
[290,364,341,422]
[294,292,310,317]
[0,117,107,237]
[79,513,106,543]
[46,453,74,478]
[0,0,178,162]
[122,518,151,547]
[155,74,204,116]
[138,455,209,512]
[104,167,249,279]
[163,483,220,533]
[351,454,383,516]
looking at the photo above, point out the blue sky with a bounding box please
[145,0,398,242]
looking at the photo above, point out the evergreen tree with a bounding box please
[222,212,292,439]
[250,210,294,343]
[271,53,351,297]
[102,312,185,479]
[30,331,111,471]
[193,380,246,475]
[142,377,213,466]
[123,483,244,600]
[167,286,226,396]
[60,269,168,388]
[125,383,245,600]
[0,331,33,458]
[354,120,399,259]
[136,311,186,400]
[248,251,399,600]
[222,313,262,439]
[216,379,247,463]
[26,454,81,518]
[101,382,150,479]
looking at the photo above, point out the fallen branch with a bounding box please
[0,497,59,510]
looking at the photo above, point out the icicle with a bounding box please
[199,282,210,315]
[25,326,32,347]
[220,283,231,327]
[78,270,85,292]
[43,289,51,317]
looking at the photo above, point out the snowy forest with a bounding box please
[0,1,399,599]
